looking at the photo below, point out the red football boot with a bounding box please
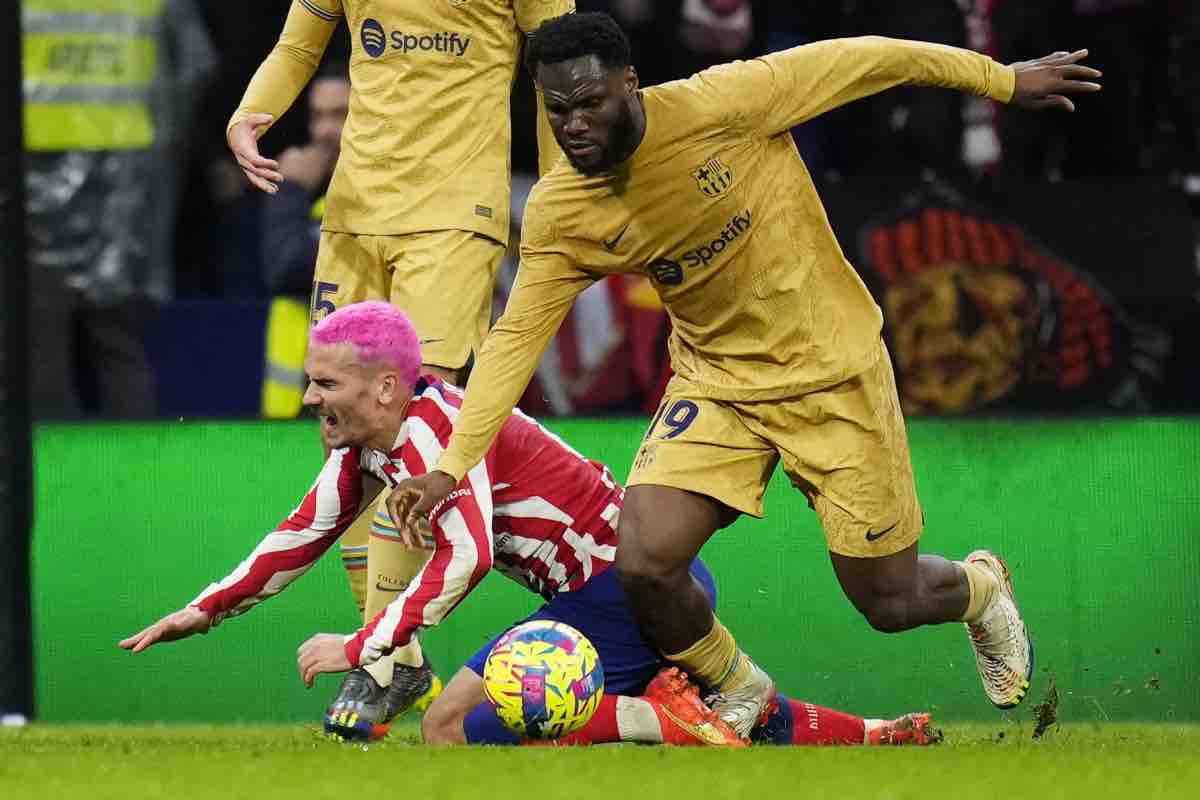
[865,712,942,746]
[643,667,747,747]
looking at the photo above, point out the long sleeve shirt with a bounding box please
[190,377,622,667]
[435,36,1016,481]
[228,0,574,244]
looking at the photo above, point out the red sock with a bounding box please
[762,695,865,746]
[521,694,622,746]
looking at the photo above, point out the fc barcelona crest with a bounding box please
[692,157,733,198]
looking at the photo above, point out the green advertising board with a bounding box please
[32,417,1199,723]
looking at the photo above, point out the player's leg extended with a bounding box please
[752,694,939,747]
[775,344,1032,708]
[620,385,779,737]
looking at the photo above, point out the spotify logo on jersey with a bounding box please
[361,18,387,57]
[360,18,473,59]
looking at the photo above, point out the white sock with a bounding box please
[614,696,664,743]
[363,650,394,687]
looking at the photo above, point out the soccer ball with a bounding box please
[482,619,604,739]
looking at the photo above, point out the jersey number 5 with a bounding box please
[311,281,339,324]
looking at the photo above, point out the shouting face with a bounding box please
[302,342,410,452]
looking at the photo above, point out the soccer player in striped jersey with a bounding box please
[118,302,935,747]
[226,0,576,730]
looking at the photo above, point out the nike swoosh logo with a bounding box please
[603,224,630,252]
[657,704,731,746]
[864,522,899,542]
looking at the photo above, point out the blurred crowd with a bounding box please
[20,0,1200,420]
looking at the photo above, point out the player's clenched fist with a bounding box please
[385,471,456,549]
[118,606,211,654]
[227,113,284,194]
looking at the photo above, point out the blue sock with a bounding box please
[463,702,520,745]
[750,692,795,746]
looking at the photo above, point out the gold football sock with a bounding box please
[958,560,1000,623]
[364,497,434,669]
[339,509,372,616]
[663,616,750,692]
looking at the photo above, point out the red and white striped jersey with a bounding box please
[191,377,623,667]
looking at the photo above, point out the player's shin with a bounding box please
[751,694,866,746]
[339,525,370,615]
[751,694,939,746]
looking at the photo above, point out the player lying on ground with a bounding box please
[391,12,1103,735]
[119,302,934,747]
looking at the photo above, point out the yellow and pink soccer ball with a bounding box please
[482,619,604,739]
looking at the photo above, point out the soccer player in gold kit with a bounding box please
[387,12,1102,737]
[225,0,574,737]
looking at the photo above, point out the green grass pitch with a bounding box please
[3,723,1198,800]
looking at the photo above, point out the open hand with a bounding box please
[1010,49,1102,112]
[227,113,283,193]
[119,606,211,654]
[297,633,352,688]
[385,471,456,549]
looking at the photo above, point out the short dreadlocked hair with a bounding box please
[524,12,632,75]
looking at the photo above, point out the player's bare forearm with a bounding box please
[118,606,211,653]
[1008,49,1102,112]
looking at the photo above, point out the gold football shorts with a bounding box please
[626,342,923,558]
[311,229,505,370]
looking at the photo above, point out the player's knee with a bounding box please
[615,552,683,604]
[859,595,911,633]
[420,703,465,745]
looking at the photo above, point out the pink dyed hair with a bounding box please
[310,301,422,385]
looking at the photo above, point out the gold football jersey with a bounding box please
[230,0,575,243]
[437,37,1015,480]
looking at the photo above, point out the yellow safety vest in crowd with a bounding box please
[22,0,162,151]
[261,197,326,419]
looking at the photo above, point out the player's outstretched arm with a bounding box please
[118,606,211,654]
[1008,49,1102,112]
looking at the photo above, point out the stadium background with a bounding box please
[4,0,1199,728]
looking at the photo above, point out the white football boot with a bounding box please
[706,655,776,739]
[964,549,1034,708]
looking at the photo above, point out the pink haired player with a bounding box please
[120,302,936,747]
